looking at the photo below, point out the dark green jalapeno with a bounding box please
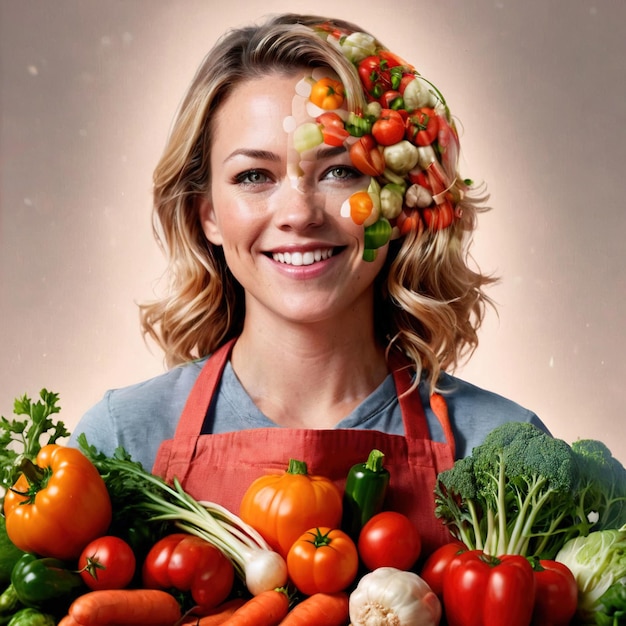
[342,448,390,539]
[11,554,83,610]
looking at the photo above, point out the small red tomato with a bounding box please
[372,109,406,146]
[143,533,234,611]
[78,535,136,590]
[358,511,422,571]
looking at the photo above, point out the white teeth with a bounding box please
[272,248,334,266]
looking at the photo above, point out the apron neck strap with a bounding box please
[389,349,456,458]
[173,337,236,438]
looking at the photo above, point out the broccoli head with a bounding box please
[435,421,587,558]
[570,438,626,531]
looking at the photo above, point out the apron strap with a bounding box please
[173,338,236,438]
[389,349,456,457]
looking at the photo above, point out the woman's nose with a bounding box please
[272,178,325,232]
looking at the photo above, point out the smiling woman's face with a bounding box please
[199,71,387,327]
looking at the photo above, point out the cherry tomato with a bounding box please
[372,109,406,146]
[419,540,467,598]
[287,527,359,596]
[143,533,234,611]
[357,511,422,571]
[78,535,136,590]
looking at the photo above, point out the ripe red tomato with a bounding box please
[372,109,405,146]
[78,535,136,590]
[143,533,234,611]
[357,511,422,571]
[287,527,359,596]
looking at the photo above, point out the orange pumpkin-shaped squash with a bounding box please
[239,458,343,558]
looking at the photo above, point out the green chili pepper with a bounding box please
[342,449,390,539]
[0,584,21,618]
[11,554,83,611]
[6,608,55,626]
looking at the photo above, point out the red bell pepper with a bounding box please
[530,559,578,626]
[442,550,536,626]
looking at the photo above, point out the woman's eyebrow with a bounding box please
[315,146,347,160]
[223,148,281,164]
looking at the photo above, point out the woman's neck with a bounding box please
[230,316,389,429]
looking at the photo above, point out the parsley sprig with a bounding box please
[0,389,69,494]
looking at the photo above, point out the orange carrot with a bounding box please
[68,588,182,625]
[279,592,349,625]
[219,589,289,626]
[177,598,248,625]
[57,616,82,626]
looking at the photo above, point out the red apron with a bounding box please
[153,338,456,556]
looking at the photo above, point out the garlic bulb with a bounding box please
[349,567,441,626]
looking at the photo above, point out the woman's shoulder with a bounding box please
[432,372,549,457]
[102,357,207,411]
[438,372,538,418]
[68,358,208,466]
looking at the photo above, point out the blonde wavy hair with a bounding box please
[140,13,496,392]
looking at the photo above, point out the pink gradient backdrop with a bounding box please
[2,1,625,460]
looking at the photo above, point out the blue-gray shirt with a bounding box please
[69,357,547,472]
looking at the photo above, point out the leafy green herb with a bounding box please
[0,389,69,494]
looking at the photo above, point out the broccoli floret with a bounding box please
[571,439,626,531]
[434,456,483,550]
[435,422,585,558]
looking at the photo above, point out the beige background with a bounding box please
[1,0,625,462]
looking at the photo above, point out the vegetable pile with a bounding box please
[430,421,626,625]
[2,390,625,625]
[0,389,438,626]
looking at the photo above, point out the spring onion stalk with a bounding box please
[77,434,287,595]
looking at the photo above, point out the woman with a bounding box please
[70,13,546,555]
